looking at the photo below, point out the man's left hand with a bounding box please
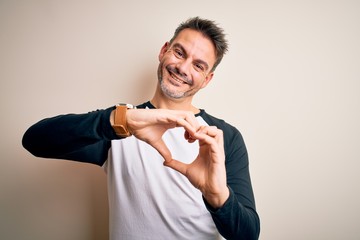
[164,125,229,209]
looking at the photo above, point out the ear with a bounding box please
[158,42,170,61]
[201,72,214,89]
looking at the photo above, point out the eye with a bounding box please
[194,63,205,72]
[173,48,184,58]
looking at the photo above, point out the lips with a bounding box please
[166,66,191,85]
[170,72,187,84]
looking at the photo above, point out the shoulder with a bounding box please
[199,110,249,174]
[136,101,155,109]
[198,110,247,155]
[198,110,241,139]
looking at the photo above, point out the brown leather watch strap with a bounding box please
[113,105,131,137]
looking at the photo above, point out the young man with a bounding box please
[23,17,260,240]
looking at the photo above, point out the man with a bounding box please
[22,17,260,240]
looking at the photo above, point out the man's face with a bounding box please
[157,29,216,100]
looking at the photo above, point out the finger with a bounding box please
[163,159,188,176]
[172,111,200,133]
[197,125,217,135]
[151,139,172,162]
[184,130,196,143]
[175,117,198,135]
[195,127,224,146]
[159,113,196,135]
[182,112,200,130]
[195,126,222,140]
[195,132,218,146]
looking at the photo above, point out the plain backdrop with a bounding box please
[1,0,359,239]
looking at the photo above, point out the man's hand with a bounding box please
[111,108,229,208]
[125,108,199,162]
[164,125,229,209]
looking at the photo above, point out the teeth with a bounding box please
[171,73,186,84]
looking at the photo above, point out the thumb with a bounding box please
[163,159,188,176]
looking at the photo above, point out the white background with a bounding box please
[1,0,359,239]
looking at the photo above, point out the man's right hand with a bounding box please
[111,108,200,162]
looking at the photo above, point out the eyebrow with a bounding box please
[172,43,210,71]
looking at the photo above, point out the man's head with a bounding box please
[169,17,228,72]
[155,17,228,103]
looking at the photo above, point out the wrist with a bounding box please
[111,103,136,137]
[203,187,230,209]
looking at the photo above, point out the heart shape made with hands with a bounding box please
[127,108,227,199]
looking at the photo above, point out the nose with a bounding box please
[175,59,191,78]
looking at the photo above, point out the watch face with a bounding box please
[117,103,136,109]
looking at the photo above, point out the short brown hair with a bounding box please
[170,17,228,72]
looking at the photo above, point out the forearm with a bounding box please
[198,118,260,239]
[204,187,260,240]
[22,107,118,165]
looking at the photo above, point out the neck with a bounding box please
[151,91,200,114]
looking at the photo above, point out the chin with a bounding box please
[161,85,184,99]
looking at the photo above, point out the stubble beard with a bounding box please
[157,64,197,100]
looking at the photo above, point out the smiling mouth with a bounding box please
[169,72,188,85]
[166,66,191,85]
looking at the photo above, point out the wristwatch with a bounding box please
[112,103,136,137]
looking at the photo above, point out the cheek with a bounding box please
[158,61,170,80]
[159,58,170,72]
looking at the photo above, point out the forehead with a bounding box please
[171,29,216,66]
